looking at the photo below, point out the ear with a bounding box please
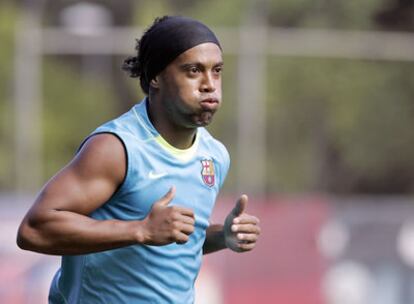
[150,76,160,89]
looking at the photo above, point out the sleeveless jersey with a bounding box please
[49,98,230,303]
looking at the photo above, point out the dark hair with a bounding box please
[121,16,170,94]
[122,15,221,95]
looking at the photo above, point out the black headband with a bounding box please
[139,16,221,92]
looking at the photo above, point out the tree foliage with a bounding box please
[0,1,18,190]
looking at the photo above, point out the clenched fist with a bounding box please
[138,186,195,245]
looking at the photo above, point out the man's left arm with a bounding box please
[203,195,261,254]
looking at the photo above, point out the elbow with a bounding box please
[16,218,42,252]
[16,222,32,250]
[17,206,57,253]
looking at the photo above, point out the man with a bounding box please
[17,16,260,303]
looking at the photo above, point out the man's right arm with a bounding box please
[16,134,195,255]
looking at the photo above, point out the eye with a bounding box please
[213,66,223,74]
[188,66,200,74]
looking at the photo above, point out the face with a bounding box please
[153,42,223,128]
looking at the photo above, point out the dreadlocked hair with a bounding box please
[121,16,172,94]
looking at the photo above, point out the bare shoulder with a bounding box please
[32,133,127,215]
[73,133,126,183]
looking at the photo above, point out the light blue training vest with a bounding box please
[48,98,230,304]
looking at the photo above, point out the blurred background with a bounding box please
[2,0,414,303]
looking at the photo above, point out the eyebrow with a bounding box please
[180,61,224,69]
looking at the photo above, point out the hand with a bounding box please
[224,195,261,252]
[139,186,195,245]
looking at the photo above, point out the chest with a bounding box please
[105,143,221,229]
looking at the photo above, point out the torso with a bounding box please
[49,99,230,304]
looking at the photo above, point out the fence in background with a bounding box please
[14,6,414,196]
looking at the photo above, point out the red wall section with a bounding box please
[205,196,330,304]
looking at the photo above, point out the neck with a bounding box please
[146,97,197,149]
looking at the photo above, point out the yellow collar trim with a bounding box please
[154,132,199,161]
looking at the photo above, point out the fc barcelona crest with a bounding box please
[201,159,215,187]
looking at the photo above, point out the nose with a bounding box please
[200,72,216,93]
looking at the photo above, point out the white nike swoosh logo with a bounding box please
[148,171,168,179]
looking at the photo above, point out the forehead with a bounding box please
[173,42,222,65]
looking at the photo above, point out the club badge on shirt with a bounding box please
[201,159,215,187]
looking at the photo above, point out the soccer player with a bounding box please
[17,16,261,303]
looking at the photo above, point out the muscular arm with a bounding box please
[17,134,195,255]
[16,134,139,255]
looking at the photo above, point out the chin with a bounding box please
[196,121,211,127]
[186,121,209,128]
[196,111,215,126]
[194,118,214,128]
